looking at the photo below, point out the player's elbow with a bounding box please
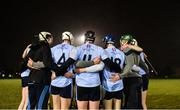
[98,62,105,71]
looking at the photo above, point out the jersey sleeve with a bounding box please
[85,61,105,73]
[75,61,94,68]
[120,55,134,78]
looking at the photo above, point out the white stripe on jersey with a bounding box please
[102,46,125,92]
[75,42,108,87]
[51,42,74,87]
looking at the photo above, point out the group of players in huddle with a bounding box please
[18,30,149,110]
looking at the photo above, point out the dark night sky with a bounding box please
[1,0,180,74]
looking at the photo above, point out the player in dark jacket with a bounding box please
[25,31,54,109]
[111,34,146,109]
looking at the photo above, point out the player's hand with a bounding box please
[51,71,57,80]
[27,58,35,69]
[144,53,148,58]
[93,56,101,64]
[110,73,121,82]
[28,58,33,66]
[64,72,74,78]
[27,58,40,70]
[127,44,133,49]
[120,44,129,51]
[75,68,86,73]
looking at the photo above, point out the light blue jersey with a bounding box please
[51,42,74,87]
[74,42,108,87]
[139,52,146,75]
[21,69,30,77]
[102,46,125,92]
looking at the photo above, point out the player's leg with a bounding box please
[50,85,61,109]
[104,99,112,109]
[52,95,61,109]
[141,74,149,110]
[76,86,89,109]
[60,84,73,109]
[88,86,101,109]
[23,86,29,109]
[18,87,26,110]
[60,97,72,110]
[142,90,147,110]
[114,99,121,110]
[18,77,29,110]
[114,90,123,110]
[77,100,88,109]
[103,90,113,109]
[89,101,100,109]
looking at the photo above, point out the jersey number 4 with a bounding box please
[57,53,66,65]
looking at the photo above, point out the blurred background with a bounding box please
[0,0,180,79]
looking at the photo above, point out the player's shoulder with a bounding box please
[118,49,125,56]
[92,44,104,50]
[69,44,75,48]
[77,43,90,49]
[116,47,124,53]
[51,43,62,50]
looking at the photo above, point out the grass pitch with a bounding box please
[0,79,180,109]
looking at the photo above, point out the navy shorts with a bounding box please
[142,74,149,91]
[104,90,123,100]
[21,76,29,87]
[76,85,100,101]
[50,84,72,98]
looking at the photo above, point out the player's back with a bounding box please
[102,46,125,91]
[51,42,74,87]
[105,46,125,69]
[51,42,74,65]
[75,42,106,87]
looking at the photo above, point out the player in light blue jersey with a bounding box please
[73,31,107,109]
[50,31,75,109]
[102,35,125,109]
[53,30,122,109]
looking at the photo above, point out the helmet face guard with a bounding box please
[84,31,95,42]
[39,31,53,43]
[102,35,115,44]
